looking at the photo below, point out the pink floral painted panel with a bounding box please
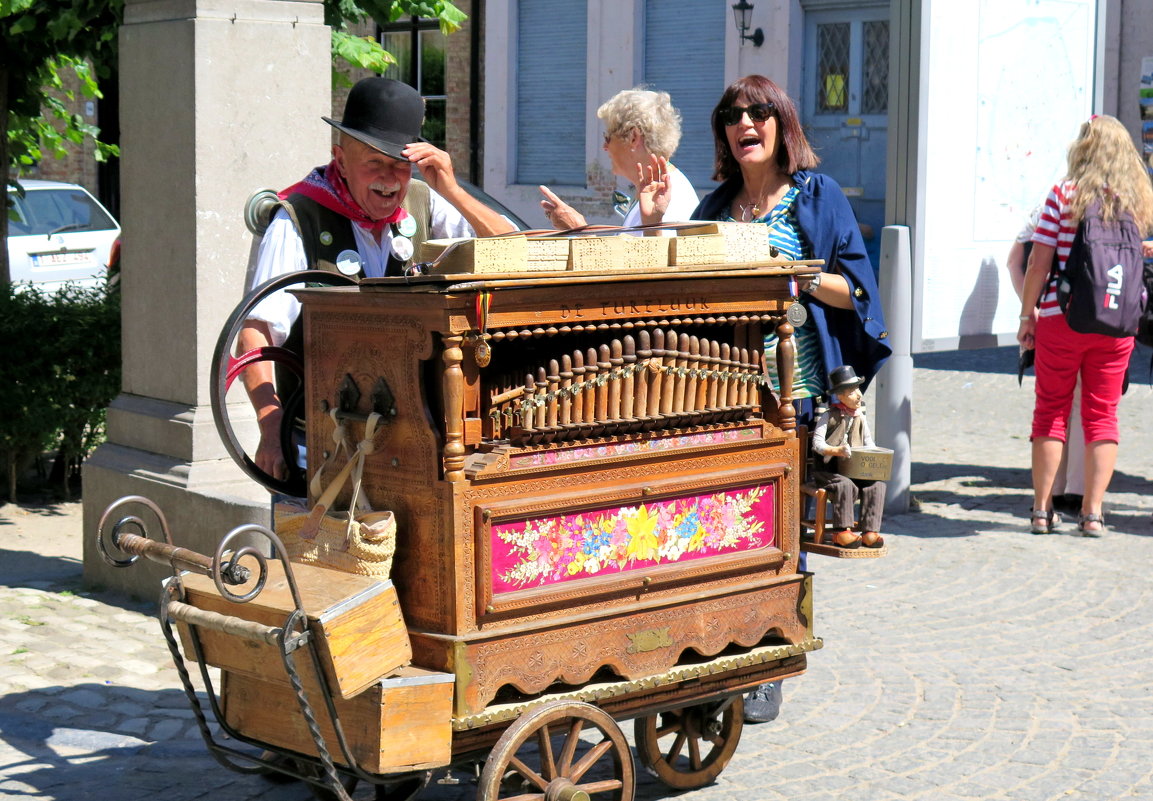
[490,485,775,593]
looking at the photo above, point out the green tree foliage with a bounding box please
[327,1,466,84]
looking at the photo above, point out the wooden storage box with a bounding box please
[176,560,410,699]
[420,236,530,274]
[678,222,774,263]
[668,233,726,265]
[619,234,671,269]
[221,666,454,773]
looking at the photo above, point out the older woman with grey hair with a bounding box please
[539,87,699,231]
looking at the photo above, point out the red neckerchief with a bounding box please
[832,401,863,417]
[279,160,408,235]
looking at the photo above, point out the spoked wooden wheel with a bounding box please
[478,701,634,801]
[634,695,744,789]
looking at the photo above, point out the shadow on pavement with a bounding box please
[894,461,1153,538]
[0,683,289,798]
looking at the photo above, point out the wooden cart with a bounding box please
[99,260,826,801]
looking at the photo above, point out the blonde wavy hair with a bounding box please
[1065,114,1153,233]
[597,88,682,160]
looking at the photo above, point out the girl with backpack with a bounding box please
[1017,115,1153,536]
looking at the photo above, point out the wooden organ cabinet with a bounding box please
[297,263,821,717]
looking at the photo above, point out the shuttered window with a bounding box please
[643,0,726,190]
[516,0,588,185]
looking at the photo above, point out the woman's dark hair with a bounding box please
[710,74,819,181]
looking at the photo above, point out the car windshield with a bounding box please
[7,188,118,237]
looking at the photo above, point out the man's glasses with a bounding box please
[719,102,775,126]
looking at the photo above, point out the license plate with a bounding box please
[32,250,95,268]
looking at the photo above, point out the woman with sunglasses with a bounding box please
[539,87,699,231]
[694,74,890,431]
[694,75,891,724]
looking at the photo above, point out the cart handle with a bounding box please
[166,600,285,646]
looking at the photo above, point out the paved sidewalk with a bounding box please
[2,345,1152,800]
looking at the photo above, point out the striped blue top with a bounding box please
[728,185,825,399]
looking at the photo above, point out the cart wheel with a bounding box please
[633,695,744,789]
[478,700,634,801]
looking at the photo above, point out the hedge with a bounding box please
[0,279,121,502]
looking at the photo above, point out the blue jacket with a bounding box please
[692,170,891,392]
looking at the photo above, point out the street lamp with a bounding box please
[731,0,764,47]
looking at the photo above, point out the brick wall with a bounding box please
[445,0,477,183]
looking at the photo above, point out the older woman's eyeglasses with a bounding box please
[719,102,775,126]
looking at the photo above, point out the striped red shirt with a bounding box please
[1031,180,1079,317]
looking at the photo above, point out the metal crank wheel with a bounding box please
[210,269,357,497]
[633,695,743,789]
[477,701,634,801]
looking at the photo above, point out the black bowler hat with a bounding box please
[323,77,425,161]
[828,364,864,395]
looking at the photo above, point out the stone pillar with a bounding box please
[83,0,331,596]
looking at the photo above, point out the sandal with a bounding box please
[1030,508,1056,535]
[1078,512,1106,538]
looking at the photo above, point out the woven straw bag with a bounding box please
[275,412,396,579]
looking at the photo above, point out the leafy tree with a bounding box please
[1,0,466,284]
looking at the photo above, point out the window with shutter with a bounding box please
[642,0,725,190]
[515,0,588,185]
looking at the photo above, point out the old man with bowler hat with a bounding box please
[239,77,516,482]
[809,365,886,549]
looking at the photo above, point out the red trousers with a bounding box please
[1032,314,1133,444]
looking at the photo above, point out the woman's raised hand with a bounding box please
[636,154,671,226]
[539,185,587,229]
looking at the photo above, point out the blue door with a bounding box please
[802,3,890,273]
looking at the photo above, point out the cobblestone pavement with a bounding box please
[2,346,1152,801]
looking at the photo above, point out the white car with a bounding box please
[6,179,121,292]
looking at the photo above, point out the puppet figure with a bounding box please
[810,365,886,548]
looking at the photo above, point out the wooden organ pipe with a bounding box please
[621,335,637,421]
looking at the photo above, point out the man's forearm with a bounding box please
[237,321,282,419]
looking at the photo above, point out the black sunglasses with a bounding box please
[719,102,775,126]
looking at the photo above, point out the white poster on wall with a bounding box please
[916,0,1097,351]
